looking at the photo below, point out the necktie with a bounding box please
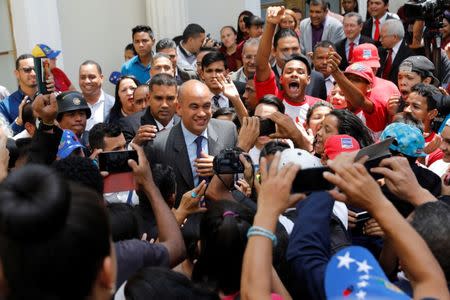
[212,94,221,108]
[194,136,208,183]
[382,49,393,79]
[348,42,355,63]
[374,18,380,41]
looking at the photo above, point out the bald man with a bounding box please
[145,80,237,206]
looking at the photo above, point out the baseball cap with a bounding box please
[325,246,410,300]
[57,130,85,159]
[399,56,439,86]
[344,63,374,85]
[278,148,323,170]
[109,71,122,85]
[31,44,61,59]
[351,43,380,68]
[380,122,426,157]
[324,135,361,160]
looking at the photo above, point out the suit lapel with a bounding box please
[171,123,194,187]
[141,108,158,127]
[207,120,221,156]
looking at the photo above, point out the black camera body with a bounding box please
[213,148,249,174]
[404,0,449,21]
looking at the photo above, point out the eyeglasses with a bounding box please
[243,55,256,60]
[19,67,34,74]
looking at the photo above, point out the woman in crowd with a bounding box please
[219,26,243,72]
[237,10,253,43]
[244,15,264,39]
[109,75,140,124]
[278,9,299,36]
[305,100,333,136]
[0,164,116,299]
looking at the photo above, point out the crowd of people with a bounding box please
[0,0,450,299]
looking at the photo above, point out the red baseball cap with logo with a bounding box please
[344,63,375,85]
[350,43,380,68]
[324,135,360,160]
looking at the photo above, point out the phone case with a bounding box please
[103,172,136,193]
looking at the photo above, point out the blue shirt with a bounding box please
[181,122,208,186]
[0,89,25,134]
[120,55,151,84]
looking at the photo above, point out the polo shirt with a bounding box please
[120,55,150,84]
[0,89,26,134]
[255,70,321,124]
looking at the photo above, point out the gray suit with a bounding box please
[145,118,237,207]
[299,16,345,54]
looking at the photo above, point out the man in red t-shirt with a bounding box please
[255,6,321,125]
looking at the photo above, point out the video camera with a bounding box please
[404,0,449,21]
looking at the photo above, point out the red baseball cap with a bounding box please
[324,135,360,160]
[350,43,380,68]
[344,63,374,85]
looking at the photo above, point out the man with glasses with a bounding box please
[0,54,41,135]
[230,38,259,84]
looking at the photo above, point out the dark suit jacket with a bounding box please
[272,65,327,100]
[145,118,237,206]
[335,35,375,70]
[377,40,414,86]
[362,14,396,46]
[119,108,180,144]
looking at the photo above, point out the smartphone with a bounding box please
[98,150,138,173]
[259,118,276,136]
[291,167,334,193]
[353,211,371,235]
[355,137,394,180]
[33,57,51,95]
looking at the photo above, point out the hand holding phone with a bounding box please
[259,118,276,136]
[99,150,138,193]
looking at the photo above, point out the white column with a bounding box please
[9,0,64,67]
[145,0,189,41]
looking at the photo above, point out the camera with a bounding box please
[213,148,250,174]
[404,0,449,20]
[206,34,222,48]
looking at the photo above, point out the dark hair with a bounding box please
[257,94,285,114]
[310,0,328,10]
[148,73,178,92]
[201,51,228,70]
[344,12,363,23]
[0,165,110,299]
[125,43,137,56]
[80,59,102,74]
[156,38,177,52]
[182,23,206,42]
[329,109,375,148]
[111,75,141,121]
[192,200,254,294]
[284,53,312,75]
[260,141,290,160]
[213,107,236,119]
[237,10,254,42]
[291,7,302,14]
[314,40,336,52]
[107,203,139,242]
[89,122,123,150]
[306,100,333,124]
[151,163,176,206]
[15,54,33,70]
[181,215,202,262]
[243,15,264,28]
[52,156,104,195]
[273,28,299,49]
[22,101,36,125]
[411,83,439,111]
[125,267,220,300]
[14,138,32,168]
[132,25,154,39]
[411,201,450,281]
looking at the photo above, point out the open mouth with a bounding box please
[288,82,300,94]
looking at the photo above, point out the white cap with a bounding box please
[278,148,323,170]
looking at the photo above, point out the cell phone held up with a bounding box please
[98,150,138,193]
[33,57,51,95]
[259,118,276,137]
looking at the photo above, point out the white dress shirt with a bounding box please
[86,90,106,131]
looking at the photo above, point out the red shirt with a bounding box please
[354,93,388,136]
[51,67,72,92]
[219,41,244,72]
[255,70,321,124]
[371,76,400,104]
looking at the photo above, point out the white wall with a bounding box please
[57,0,147,95]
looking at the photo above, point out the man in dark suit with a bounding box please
[362,0,397,46]
[271,28,327,100]
[336,12,375,70]
[156,38,198,85]
[119,74,179,145]
[145,80,237,206]
[377,19,414,86]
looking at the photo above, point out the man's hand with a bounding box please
[176,180,208,221]
[364,218,385,237]
[132,125,158,146]
[15,97,28,126]
[240,153,254,188]
[217,73,239,100]
[235,178,252,197]
[387,95,401,118]
[371,156,436,206]
[32,92,59,124]
[237,116,259,152]
[423,135,441,154]
[268,112,313,151]
[265,6,285,25]
[46,74,56,93]
[327,47,342,74]
[128,143,154,187]
[258,151,305,216]
[195,151,214,177]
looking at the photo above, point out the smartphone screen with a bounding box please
[291,167,334,193]
[33,57,51,95]
[98,150,138,173]
[259,118,276,136]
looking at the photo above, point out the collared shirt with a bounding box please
[176,43,197,71]
[324,75,335,96]
[229,67,248,83]
[121,55,151,84]
[345,34,361,59]
[181,122,209,186]
[86,89,106,131]
[311,22,325,51]
[0,88,26,135]
[390,39,403,62]
[155,117,175,131]
[212,93,230,109]
[13,129,31,140]
[371,13,389,39]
